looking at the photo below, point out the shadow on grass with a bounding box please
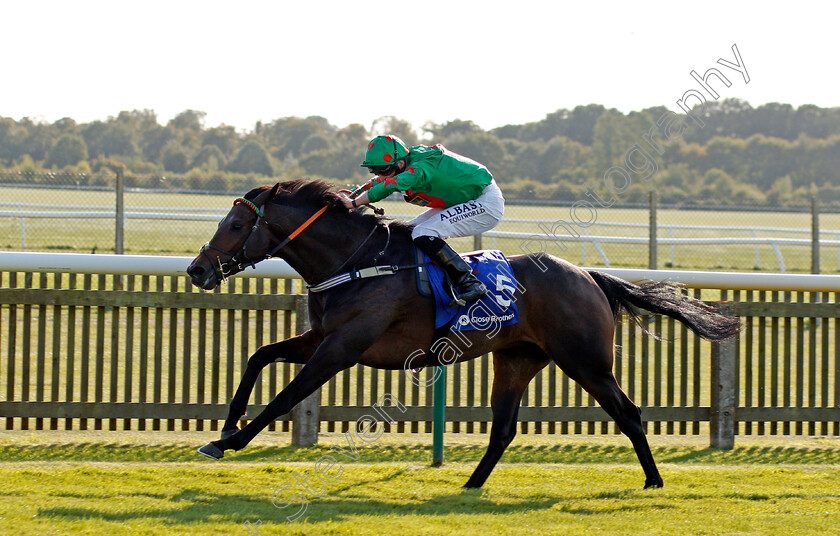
[38,484,661,525]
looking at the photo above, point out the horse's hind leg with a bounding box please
[464,345,548,489]
[546,299,663,489]
[578,371,663,489]
[220,331,319,436]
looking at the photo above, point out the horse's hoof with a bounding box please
[644,479,664,489]
[221,428,239,440]
[198,443,224,460]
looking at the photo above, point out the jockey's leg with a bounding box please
[414,235,487,307]
[410,181,504,307]
[407,206,441,228]
[409,180,504,242]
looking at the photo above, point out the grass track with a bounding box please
[1,432,839,535]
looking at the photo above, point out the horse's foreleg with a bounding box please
[220,330,320,437]
[203,333,358,457]
[464,348,547,488]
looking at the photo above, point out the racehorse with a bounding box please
[186,179,740,489]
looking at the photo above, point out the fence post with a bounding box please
[710,302,736,449]
[432,365,447,467]
[811,196,820,274]
[18,204,26,249]
[474,233,483,251]
[115,169,125,255]
[649,191,657,270]
[292,294,320,446]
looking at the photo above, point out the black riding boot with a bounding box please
[414,235,488,307]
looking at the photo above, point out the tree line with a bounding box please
[1,99,839,206]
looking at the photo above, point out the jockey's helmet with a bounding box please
[360,135,409,168]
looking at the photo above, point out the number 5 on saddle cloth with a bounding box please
[415,249,521,333]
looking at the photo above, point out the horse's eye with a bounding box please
[232,223,243,231]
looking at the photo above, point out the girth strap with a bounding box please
[307,262,430,293]
[307,265,400,292]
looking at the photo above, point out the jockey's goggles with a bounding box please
[367,164,397,176]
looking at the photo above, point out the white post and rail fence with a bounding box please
[1,251,840,451]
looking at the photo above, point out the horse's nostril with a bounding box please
[189,265,204,277]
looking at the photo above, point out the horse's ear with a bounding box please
[253,183,282,206]
[268,182,281,201]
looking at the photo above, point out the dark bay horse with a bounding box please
[186,179,740,489]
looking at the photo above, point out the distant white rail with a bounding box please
[485,231,840,273]
[0,202,227,214]
[3,205,838,235]
[0,210,225,221]
[3,208,839,272]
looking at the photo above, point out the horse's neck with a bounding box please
[276,216,408,284]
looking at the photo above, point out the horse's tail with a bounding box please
[587,270,740,342]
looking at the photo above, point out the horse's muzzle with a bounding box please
[186,260,219,290]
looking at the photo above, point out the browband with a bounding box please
[233,198,260,215]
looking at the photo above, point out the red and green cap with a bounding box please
[360,135,409,167]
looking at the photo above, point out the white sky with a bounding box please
[1,0,837,133]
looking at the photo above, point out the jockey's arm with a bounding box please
[353,191,371,207]
[339,190,371,209]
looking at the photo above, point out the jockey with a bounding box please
[338,134,505,306]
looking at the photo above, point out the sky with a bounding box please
[1,0,837,134]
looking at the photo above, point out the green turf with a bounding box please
[0,433,839,535]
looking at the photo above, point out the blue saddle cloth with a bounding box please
[421,249,521,332]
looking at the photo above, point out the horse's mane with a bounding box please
[243,178,413,234]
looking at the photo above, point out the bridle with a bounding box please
[199,197,328,283]
[199,196,390,286]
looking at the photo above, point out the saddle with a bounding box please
[413,247,521,369]
[415,245,453,300]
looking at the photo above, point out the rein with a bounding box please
[323,220,387,278]
[260,204,329,260]
[233,197,328,268]
[200,198,328,282]
[306,221,398,292]
[202,195,402,289]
